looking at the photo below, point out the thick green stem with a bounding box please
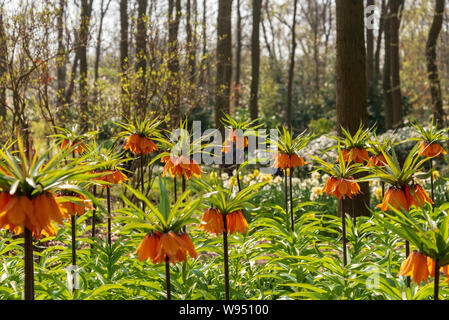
[406,240,410,288]
[284,170,288,222]
[92,185,97,240]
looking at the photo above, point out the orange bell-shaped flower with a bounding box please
[397,251,429,285]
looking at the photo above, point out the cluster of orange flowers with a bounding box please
[124,134,158,155]
[273,153,306,170]
[0,192,67,238]
[136,231,198,264]
[322,177,361,200]
[367,154,387,167]
[398,251,449,285]
[222,129,248,154]
[161,156,201,180]
[60,139,86,155]
[377,184,433,212]
[418,141,447,158]
[199,208,248,236]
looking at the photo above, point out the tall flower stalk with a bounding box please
[195,178,265,300]
[410,118,449,204]
[0,136,102,299]
[312,143,365,266]
[271,127,312,232]
[366,142,434,286]
[122,177,199,300]
[221,113,262,191]
[117,115,164,207]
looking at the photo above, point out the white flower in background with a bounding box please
[274,176,283,184]
[310,187,324,201]
[311,171,321,181]
[222,172,229,180]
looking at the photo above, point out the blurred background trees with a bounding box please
[0,0,447,144]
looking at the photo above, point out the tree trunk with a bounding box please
[426,0,446,128]
[250,0,262,121]
[186,0,196,82]
[383,2,394,130]
[336,0,370,218]
[135,0,148,118]
[234,0,242,111]
[79,0,93,133]
[0,9,7,127]
[215,0,233,134]
[56,0,66,125]
[390,0,403,128]
[374,0,386,82]
[200,0,207,85]
[366,0,375,93]
[168,0,182,128]
[120,0,130,120]
[286,0,298,131]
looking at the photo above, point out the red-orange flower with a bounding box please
[200,208,225,235]
[409,184,433,208]
[397,251,429,285]
[427,257,449,279]
[161,155,201,179]
[272,153,306,170]
[95,170,128,187]
[60,139,86,154]
[418,141,447,158]
[377,187,410,212]
[222,129,248,154]
[226,210,248,234]
[136,231,198,264]
[0,192,67,238]
[59,195,93,217]
[124,133,158,155]
[368,154,387,167]
[322,176,361,200]
[341,148,369,164]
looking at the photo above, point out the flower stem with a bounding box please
[236,164,241,191]
[92,185,97,240]
[165,257,171,300]
[222,214,230,300]
[289,167,294,232]
[284,170,288,224]
[430,159,434,205]
[107,186,112,246]
[174,177,177,203]
[340,200,347,267]
[71,214,77,266]
[24,228,34,300]
[140,154,145,210]
[405,240,410,288]
[434,258,440,300]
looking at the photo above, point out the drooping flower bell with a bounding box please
[427,257,449,279]
[397,251,429,285]
[340,148,369,164]
[161,155,201,180]
[136,231,198,264]
[59,195,93,218]
[200,208,249,235]
[222,129,248,154]
[418,141,447,158]
[124,133,159,155]
[368,154,387,167]
[95,169,128,187]
[0,191,67,238]
[199,208,225,235]
[60,139,86,155]
[272,153,306,170]
[322,176,361,200]
[377,184,433,212]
